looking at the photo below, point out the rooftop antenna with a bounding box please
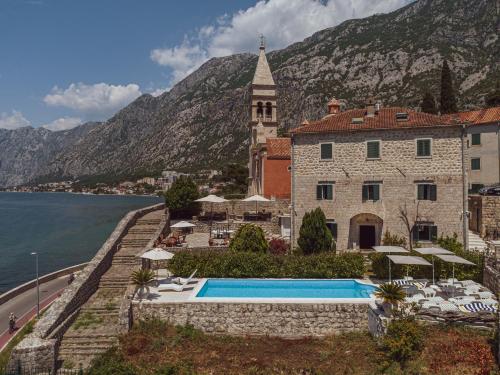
[259,34,265,50]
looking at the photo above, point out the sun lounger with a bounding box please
[460,280,479,287]
[405,294,425,304]
[438,302,460,312]
[449,296,477,305]
[157,283,186,292]
[421,287,436,298]
[481,298,498,306]
[477,291,494,300]
[393,279,411,286]
[460,302,497,313]
[172,269,198,285]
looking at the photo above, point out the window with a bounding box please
[316,182,334,200]
[366,141,380,159]
[256,102,263,118]
[320,143,333,160]
[412,223,437,242]
[362,183,381,201]
[417,183,437,201]
[416,139,431,157]
[471,158,481,170]
[326,221,338,240]
[471,133,481,146]
[265,102,273,119]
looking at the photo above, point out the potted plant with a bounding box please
[131,269,155,300]
[374,283,406,316]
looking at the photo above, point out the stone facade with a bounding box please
[132,301,369,337]
[292,126,466,249]
[469,195,500,239]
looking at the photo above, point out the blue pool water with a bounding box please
[196,279,376,299]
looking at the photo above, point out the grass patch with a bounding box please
[87,319,498,375]
[0,320,35,371]
[73,312,103,330]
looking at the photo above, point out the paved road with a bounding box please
[0,275,70,348]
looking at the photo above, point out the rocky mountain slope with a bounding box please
[1,0,498,187]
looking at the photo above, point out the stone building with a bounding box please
[290,101,467,250]
[447,107,500,192]
[248,39,291,200]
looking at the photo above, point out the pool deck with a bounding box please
[140,278,377,304]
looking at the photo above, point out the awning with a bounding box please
[171,221,196,228]
[435,254,475,265]
[372,246,409,253]
[414,247,453,255]
[242,194,270,202]
[387,255,432,266]
[141,248,174,261]
[195,194,228,203]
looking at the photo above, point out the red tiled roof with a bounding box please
[291,107,460,134]
[444,107,500,125]
[266,137,291,159]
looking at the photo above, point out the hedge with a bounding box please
[168,251,366,279]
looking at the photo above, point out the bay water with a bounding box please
[0,192,162,293]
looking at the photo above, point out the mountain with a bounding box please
[1,0,498,187]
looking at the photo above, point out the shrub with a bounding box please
[163,176,200,219]
[382,230,407,247]
[168,251,365,279]
[268,238,289,255]
[383,318,423,364]
[229,224,269,253]
[297,208,333,255]
[374,283,406,306]
[88,348,138,375]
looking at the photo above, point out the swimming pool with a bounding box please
[195,279,376,299]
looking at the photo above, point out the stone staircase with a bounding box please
[57,210,165,369]
[468,230,488,252]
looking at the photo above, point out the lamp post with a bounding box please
[31,252,40,319]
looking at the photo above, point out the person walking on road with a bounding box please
[8,313,16,334]
[68,273,75,285]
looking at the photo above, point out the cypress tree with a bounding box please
[421,92,438,114]
[297,207,333,255]
[440,60,458,114]
[485,81,500,107]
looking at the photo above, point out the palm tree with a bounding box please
[374,283,406,316]
[131,269,155,300]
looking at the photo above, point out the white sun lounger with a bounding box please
[449,296,477,305]
[438,302,460,312]
[157,283,186,292]
[405,294,425,304]
[172,269,198,285]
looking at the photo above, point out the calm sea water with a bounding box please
[0,192,162,293]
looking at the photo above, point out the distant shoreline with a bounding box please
[0,191,161,198]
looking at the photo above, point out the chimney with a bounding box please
[327,98,341,115]
[366,97,376,117]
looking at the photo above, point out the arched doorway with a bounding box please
[349,213,383,249]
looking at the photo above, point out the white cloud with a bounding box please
[41,117,82,132]
[0,110,31,130]
[151,0,411,85]
[44,82,142,115]
[150,88,168,97]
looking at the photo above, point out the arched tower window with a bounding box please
[265,102,272,119]
[256,102,263,119]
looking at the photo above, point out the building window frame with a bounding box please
[416,138,432,158]
[366,140,381,160]
[319,142,333,160]
[316,181,334,200]
[326,220,338,240]
[471,133,481,146]
[362,182,381,202]
[471,157,481,171]
[416,183,437,201]
[412,223,438,242]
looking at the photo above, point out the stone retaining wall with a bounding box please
[193,219,281,236]
[8,203,165,371]
[132,301,369,337]
[200,199,289,217]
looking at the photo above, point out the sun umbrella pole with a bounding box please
[432,255,435,285]
[388,256,392,283]
[210,202,213,239]
[452,263,455,297]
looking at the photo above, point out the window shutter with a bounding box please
[367,141,379,158]
[316,185,322,200]
[373,184,380,201]
[430,185,437,201]
[326,184,333,200]
[332,223,338,239]
[320,144,332,159]
[417,185,424,200]
[412,226,419,242]
[417,140,423,156]
[431,225,438,241]
[362,185,368,201]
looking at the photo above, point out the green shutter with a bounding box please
[471,133,481,146]
[326,184,333,200]
[417,185,424,200]
[417,139,431,157]
[331,223,338,239]
[367,141,380,159]
[471,158,481,170]
[373,184,380,201]
[320,143,332,159]
[430,185,437,201]
[316,185,322,200]
[431,225,438,241]
[412,226,419,242]
[362,185,368,201]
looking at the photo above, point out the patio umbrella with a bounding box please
[414,247,453,286]
[171,221,196,234]
[242,194,270,215]
[195,195,228,238]
[372,246,409,283]
[435,254,475,296]
[141,248,175,278]
[386,255,432,282]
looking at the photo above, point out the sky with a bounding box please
[0,0,412,132]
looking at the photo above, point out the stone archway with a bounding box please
[349,213,383,249]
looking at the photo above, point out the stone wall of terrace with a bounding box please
[8,203,166,372]
[192,219,281,236]
[132,301,369,337]
[200,199,289,217]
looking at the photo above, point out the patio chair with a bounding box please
[421,287,436,298]
[172,269,198,285]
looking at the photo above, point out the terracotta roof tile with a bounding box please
[266,137,291,159]
[291,107,460,134]
[444,107,500,125]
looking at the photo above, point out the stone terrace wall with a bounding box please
[8,203,165,371]
[132,301,369,337]
[200,199,289,217]
[193,219,280,236]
